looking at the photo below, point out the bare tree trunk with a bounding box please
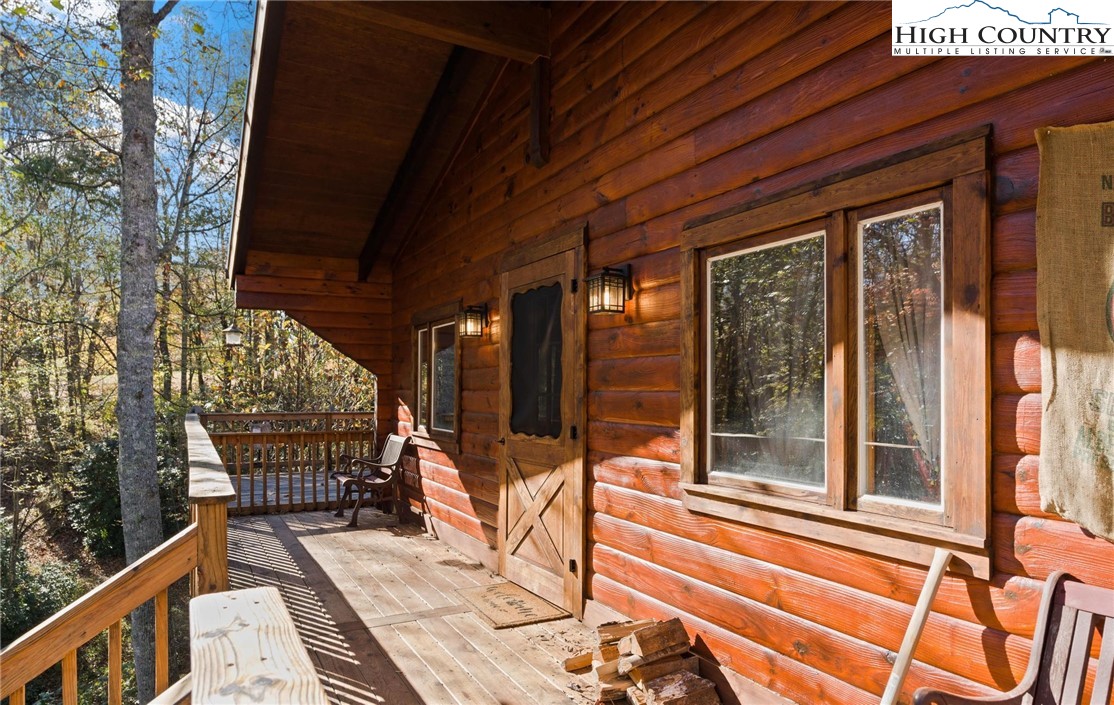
[159,263,173,400]
[117,1,174,699]
[179,229,190,399]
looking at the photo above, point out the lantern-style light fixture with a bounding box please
[222,323,243,347]
[586,264,632,314]
[456,304,488,338]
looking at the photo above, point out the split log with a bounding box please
[563,651,593,673]
[644,670,720,705]
[600,672,636,702]
[620,617,688,657]
[595,643,622,678]
[597,619,657,645]
[618,643,690,675]
[630,655,700,689]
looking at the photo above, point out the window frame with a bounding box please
[411,301,462,453]
[702,220,832,506]
[679,130,991,578]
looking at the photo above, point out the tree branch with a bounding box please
[153,0,181,26]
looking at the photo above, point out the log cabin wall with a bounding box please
[388,3,1114,702]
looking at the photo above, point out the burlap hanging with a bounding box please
[1035,121,1114,542]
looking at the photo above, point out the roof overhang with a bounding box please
[227,1,549,287]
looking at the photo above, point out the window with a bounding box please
[680,132,990,577]
[510,283,563,438]
[412,302,462,450]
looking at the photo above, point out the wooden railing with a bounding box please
[199,412,376,515]
[0,414,235,705]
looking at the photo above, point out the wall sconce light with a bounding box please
[456,304,488,338]
[586,265,632,314]
[223,323,243,347]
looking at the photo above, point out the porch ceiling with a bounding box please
[228,1,546,286]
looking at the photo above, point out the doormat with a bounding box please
[456,582,570,629]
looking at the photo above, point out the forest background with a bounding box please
[0,1,377,701]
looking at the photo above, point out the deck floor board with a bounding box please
[227,511,595,705]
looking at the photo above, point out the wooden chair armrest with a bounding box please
[349,457,392,469]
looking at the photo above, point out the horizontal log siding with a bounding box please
[389,3,1114,702]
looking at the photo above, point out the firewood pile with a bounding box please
[564,618,722,705]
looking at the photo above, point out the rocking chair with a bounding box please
[330,434,410,527]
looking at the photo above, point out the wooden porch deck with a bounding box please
[227,510,597,705]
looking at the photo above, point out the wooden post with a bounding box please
[191,502,229,595]
[62,649,77,705]
[108,620,122,705]
[880,548,952,705]
[154,588,169,692]
[186,414,236,596]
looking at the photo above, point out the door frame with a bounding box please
[496,222,587,618]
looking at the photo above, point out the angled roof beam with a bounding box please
[227,0,285,286]
[339,1,549,63]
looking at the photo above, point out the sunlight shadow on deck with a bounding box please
[227,512,597,705]
[228,515,419,704]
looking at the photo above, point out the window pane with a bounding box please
[709,234,825,487]
[859,204,943,504]
[431,322,456,432]
[417,328,429,430]
[510,283,563,438]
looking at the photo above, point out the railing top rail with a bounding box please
[0,525,199,698]
[203,429,372,439]
[199,412,375,421]
[186,414,236,505]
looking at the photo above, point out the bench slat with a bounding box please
[1091,616,1114,705]
[1060,611,1096,704]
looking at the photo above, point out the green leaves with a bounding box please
[11,6,30,16]
[192,22,205,36]
[50,0,63,10]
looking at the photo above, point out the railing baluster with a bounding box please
[289,438,296,511]
[109,620,122,705]
[261,433,269,514]
[311,437,319,508]
[235,438,243,514]
[155,588,169,693]
[299,438,306,510]
[325,431,332,508]
[62,649,77,705]
[10,685,25,705]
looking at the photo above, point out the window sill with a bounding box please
[409,431,461,456]
[680,482,991,579]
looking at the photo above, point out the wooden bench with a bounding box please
[190,587,328,704]
[915,571,1114,705]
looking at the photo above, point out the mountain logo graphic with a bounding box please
[909,0,1106,26]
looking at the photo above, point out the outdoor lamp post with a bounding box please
[223,323,243,347]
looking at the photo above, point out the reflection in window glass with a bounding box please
[859,203,943,505]
[417,328,429,431]
[431,322,456,433]
[708,233,825,487]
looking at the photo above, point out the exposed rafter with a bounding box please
[330,1,549,63]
